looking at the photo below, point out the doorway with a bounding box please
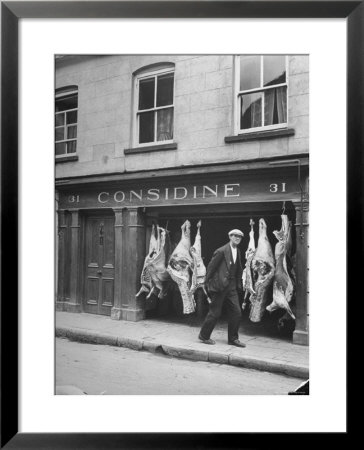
[145,202,297,339]
[83,214,115,315]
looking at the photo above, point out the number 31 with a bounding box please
[269,183,286,193]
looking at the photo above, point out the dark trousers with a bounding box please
[200,279,241,342]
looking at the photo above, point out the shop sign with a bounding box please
[59,175,299,209]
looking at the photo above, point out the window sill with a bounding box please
[124,142,177,155]
[55,154,79,163]
[225,128,295,144]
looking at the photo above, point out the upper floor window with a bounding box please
[236,55,288,133]
[55,86,78,156]
[135,67,174,146]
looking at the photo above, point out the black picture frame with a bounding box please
[1,1,360,447]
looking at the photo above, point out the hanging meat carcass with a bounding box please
[148,226,171,298]
[189,221,210,302]
[285,218,296,286]
[242,219,256,310]
[136,224,158,297]
[167,220,196,314]
[266,215,295,320]
[249,218,275,322]
[136,224,170,299]
[277,217,296,328]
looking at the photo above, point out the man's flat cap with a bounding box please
[228,229,244,237]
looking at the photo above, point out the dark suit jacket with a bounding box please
[205,243,243,293]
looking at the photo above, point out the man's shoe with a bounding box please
[198,334,215,345]
[228,339,246,348]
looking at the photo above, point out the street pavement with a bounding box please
[56,311,309,379]
[56,338,303,395]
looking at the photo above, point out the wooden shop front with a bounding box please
[56,158,309,345]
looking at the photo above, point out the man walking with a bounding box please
[198,229,246,347]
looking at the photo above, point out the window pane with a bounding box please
[55,127,64,142]
[139,111,155,143]
[55,94,78,112]
[157,108,173,141]
[67,110,77,124]
[157,73,174,107]
[264,87,287,125]
[139,78,155,110]
[55,113,65,126]
[67,125,77,139]
[264,56,286,87]
[55,142,66,155]
[240,56,261,91]
[240,93,262,129]
[67,141,77,154]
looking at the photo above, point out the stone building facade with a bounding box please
[55,55,309,345]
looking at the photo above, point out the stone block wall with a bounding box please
[55,54,308,178]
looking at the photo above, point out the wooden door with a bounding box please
[84,215,115,315]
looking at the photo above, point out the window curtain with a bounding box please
[276,86,287,123]
[240,95,262,129]
[157,108,173,141]
[264,87,287,125]
[67,141,77,153]
[67,125,77,139]
[264,89,275,125]
[250,97,261,128]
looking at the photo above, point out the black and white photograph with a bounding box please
[0,0,357,442]
[55,54,309,396]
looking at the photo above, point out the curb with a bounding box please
[56,326,309,379]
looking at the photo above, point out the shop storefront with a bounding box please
[56,158,309,345]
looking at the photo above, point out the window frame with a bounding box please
[133,67,175,148]
[234,55,289,135]
[55,88,78,157]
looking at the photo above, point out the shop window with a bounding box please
[134,65,174,146]
[55,86,78,156]
[235,55,288,134]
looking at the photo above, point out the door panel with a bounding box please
[86,278,98,304]
[101,278,114,307]
[90,220,99,264]
[84,215,115,315]
[102,219,115,267]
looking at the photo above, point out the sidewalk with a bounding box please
[56,311,309,379]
